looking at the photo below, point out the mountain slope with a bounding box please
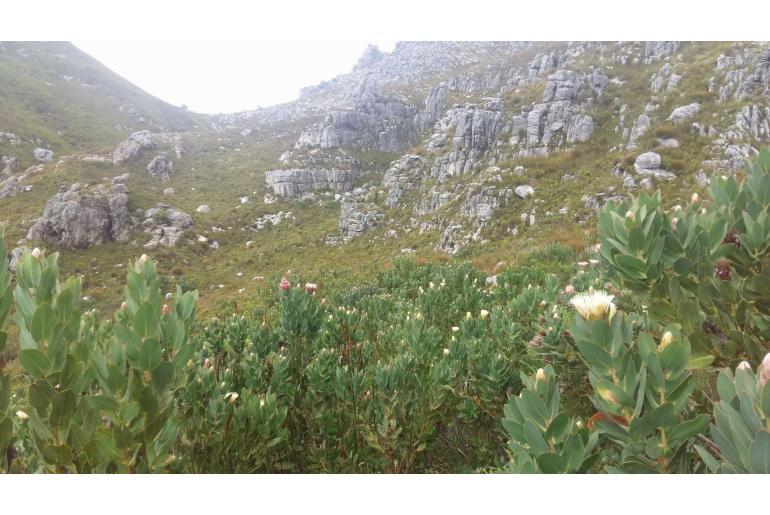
[2,41,770,315]
[0,42,198,166]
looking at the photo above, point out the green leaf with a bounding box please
[668,414,710,445]
[748,431,770,474]
[134,302,159,338]
[50,389,77,428]
[536,453,567,473]
[138,338,162,371]
[544,413,570,443]
[687,354,715,370]
[19,349,50,378]
[31,302,56,342]
[761,382,770,419]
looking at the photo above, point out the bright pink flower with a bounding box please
[279,277,291,291]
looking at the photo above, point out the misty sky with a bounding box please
[75,42,396,114]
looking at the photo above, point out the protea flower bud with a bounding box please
[279,277,290,291]
[225,392,239,404]
[161,304,171,315]
[671,217,679,230]
[204,358,211,369]
[120,301,127,310]
[443,348,450,355]
[625,210,635,223]
[479,309,490,320]
[565,285,575,295]
[415,312,423,320]
[365,390,372,400]
[758,353,770,386]
[535,368,545,382]
[714,260,732,281]
[736,361,752,372]
[16,410,29,421]
[304,282,317,294]
[659,331,673,351]
[465,312,472,320]
[138,254,149,266]
[187,359,193,369]
[30,247,42,260]
[279,346,286,354]
[451,326,459,332]
[722,230,741,248]
[691,192,700,203]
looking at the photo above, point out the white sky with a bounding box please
[74,42,396,114]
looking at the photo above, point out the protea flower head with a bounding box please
[535,368,545,382]
[279,277,290,291]
[304,282,317,294]
[736,361,752,372]
[30,247,42,260]
[569,289,616,321]
[565,285,576,295]
[479,309,490,320]
[161,304,171,315]
[625,210,635,223]
[225,392,239,404]
[16,410,29,421]
[714,260,732,281]
[204,358,211,369]
[138,254,149,266]
[691,192,700,203]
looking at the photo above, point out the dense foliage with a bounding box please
[3,150,770,473]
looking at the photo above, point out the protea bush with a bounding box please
[2,151,770,473]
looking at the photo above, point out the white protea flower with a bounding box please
[569,290,616,321]
[691,192,700,204]
[465,311,472,320]
[30,247,42,260]
[479,309,490,320]
[225,392,239,404]
[737,361,752,372]
[443,348,450,355]
[415,312,423,320]
[16,410,29,421]
[535,368,545,382]
[138,253,149,265]
[451,326,460,332]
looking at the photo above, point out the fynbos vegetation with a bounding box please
[2,151,770,473]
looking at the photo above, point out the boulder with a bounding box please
[26,177,133,249]
[514,185,535,198]
[147,155,173,181]
[112,131,156,164]
[634,152,676,180]
[668,103,701,122]
[142,205,193,248]
[196,205,211,213]
[33,148,53,162]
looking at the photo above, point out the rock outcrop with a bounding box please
[26,176,133,249]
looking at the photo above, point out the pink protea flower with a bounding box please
[305,282,317,294]
[279,277,291,291]
[204,358,211,369]
[758,353,770,386]
[565,285,576,295]
[161,304,171,315]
